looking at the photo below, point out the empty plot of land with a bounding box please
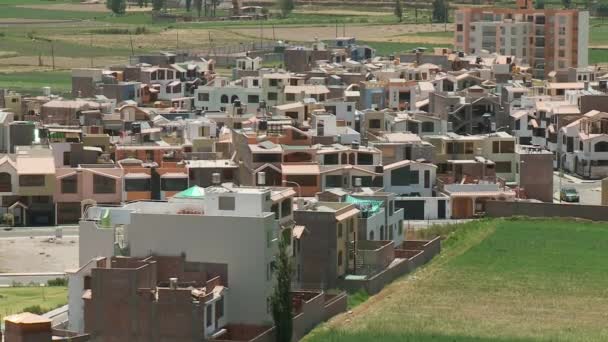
[293,9,392,16]
[228,23,455,42]
[0,237,78,273]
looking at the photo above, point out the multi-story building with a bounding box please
[454,0,589,77]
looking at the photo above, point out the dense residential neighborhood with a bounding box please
[2,0,608,341]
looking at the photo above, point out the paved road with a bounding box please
[0,225,79,238]
[552,172,601,205]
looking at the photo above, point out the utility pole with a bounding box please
[444,5,448,32]
[343,22,346,37]
[335,20,338,38]
[176,29,179,50]
[272,24,276,41]
[90,32,94,67]
[50,41,55,70]
[129,32,135,56]
[260,20,263,48]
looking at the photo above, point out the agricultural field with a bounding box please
[305,219,608,342]
[0,286,68,317]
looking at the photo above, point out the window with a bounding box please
[338,223,343,238]
[495,161,512,173]
[0,173,11,192]
[457,24,463,32]
[286,93,295,102]
[501,141,515,153]
[324,154,339,164]
[464,142,474,154]
[338,251,343,266]
[421,122,434,133]
[220,95,229,104]
[369,119,381,129]
[125,178,150,192]
[216,297,224,319]
[269,79,278,87]
[369,231,374,240]
[595,141,608,152]
[248,95,259,103]
[218,196,235,210]
[352,176,373,187]
[206,305,212,327]
[398,220,403,235]
[325,175,342,187]
[347,105,352,112]
[63,151,71,166]
[94,175,116,194]
[389,201,394,216]
[198,93,209,101]
[281,199,292,218]
[558,50,566,58]
[161,178,187,191]
[61,175,77,194]
[267,92,278,101]
[391,168,419,186]
[19,175,45,187]
[357,153,373,165]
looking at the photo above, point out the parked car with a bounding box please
[560,188,580,203]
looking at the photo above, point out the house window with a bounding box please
[161,178,188,192]
[248,95,259,103]
[369,230,375,240]
[220,95,229,104]
[0,173,11,192]
[421,122,434,133]
[125,178,150,192]
[63,151,71,166]
[19,175,45,187]
[338,250,343,266]
[286,93,295,102]
[267,92,278,101]
[338,223,343,238]
[398,220,403,235]
[347,105,352,112]
[218,196,235,210]
[94,175,116,194]
[391,168,418,186]
[61,175,78,194]
[198,93,210,101]
[357,153,373,165]
[595,141,608,152]
[324,154,339,164]
[495,161,512,173]
[369,119,381,129]
[325,175,342,187]
[281,199,292,218]
[216,297,224,319]
[206,305,213,327]
[271,203,279,219]
[269,79,278,87]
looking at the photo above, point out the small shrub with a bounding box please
[134,26,149,35]
[347,288,369,309]
[47,278,68,287]
[22,305,44,315]
[91,28,130,35]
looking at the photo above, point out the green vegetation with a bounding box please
[305,219,608,342]
[0,286,68,316]
[271,239,293,342]
[279,0,295,18]
[394,0,403,23]
[590,48,608,64]
[346,289,369,309]
[361,41,449,56]
[0,71,72,96]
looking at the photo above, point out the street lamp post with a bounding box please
[282,180,302,198]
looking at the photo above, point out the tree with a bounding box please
[144,0,148,7]
[270,238,293,342]
[194,0,202,17]
[137,0,144,8]
[152,0,164,11]
[186,0,192,11]
[534,0,545,9]
[394,0,403,22]
[562,0,571,9]
[107,0,126,14]
[278,0,294,18]
[432,0,448,23]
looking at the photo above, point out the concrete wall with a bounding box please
[79,221,115,266]
[485,200,608,221]
[127,212,277,325]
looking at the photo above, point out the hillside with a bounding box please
[304,219,608,342]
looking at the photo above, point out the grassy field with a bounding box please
[0,286,68,317]
[0,71,71,96]
[305,219,608,342]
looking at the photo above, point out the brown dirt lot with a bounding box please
[49,28,252,51]
[228,23,455,42]
[0,56,126,72]
[0,237,78,273]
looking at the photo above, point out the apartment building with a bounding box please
[454,0,589,77]
[79,184,279,326]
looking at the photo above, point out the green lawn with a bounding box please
[0,286,68,317]
[305,219,608,342]
[361,41,451,55]
[0,71,72,96]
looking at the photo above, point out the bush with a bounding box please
[91,28,130,35]
[134,26,149,35]
[22,305,44,315]
[47,278,68,287]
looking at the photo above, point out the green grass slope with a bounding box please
[305,219,608,342]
